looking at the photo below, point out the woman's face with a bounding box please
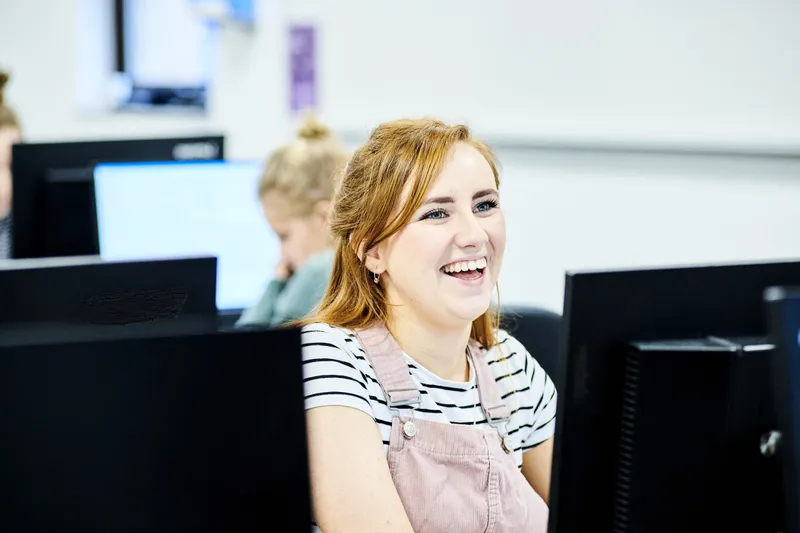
[370,141,506,330]
[261,190,330,273]
[0,127,20,219]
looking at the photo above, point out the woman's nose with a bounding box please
[453,213,489,249]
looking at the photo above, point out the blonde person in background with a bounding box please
[236,115,349,328]
[0,72,23,259]
[299,118,556,533]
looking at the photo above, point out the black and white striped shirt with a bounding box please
[301,322,558,469]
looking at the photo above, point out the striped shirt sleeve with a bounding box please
[520,344,558,449]
[301,324,374,419]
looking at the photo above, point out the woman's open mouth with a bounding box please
[440,257,487,281]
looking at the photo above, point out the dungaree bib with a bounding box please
[355,324,549,533]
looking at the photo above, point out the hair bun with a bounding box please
[297,112,332,141]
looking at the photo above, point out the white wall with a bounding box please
[290,0,800,151]
[2,0,799,312]
[498,149,800,311]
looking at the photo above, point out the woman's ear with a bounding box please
[354,239,382,274]
[364,246,382,275]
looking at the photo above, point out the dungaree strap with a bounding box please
[468,340,511,422]
[355,324,421,408]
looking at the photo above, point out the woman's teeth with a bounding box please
[442,257,487,273]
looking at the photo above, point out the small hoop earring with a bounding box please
[373,271,380,284]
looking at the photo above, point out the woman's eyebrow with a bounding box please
[473,188,498,200]
[420,189,498,206]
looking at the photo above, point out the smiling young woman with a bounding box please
[297,118,557,533]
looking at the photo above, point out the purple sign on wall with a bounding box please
[289,24,317,113]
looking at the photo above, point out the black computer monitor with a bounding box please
[0,255,218,328]
[549,258,800,533]
[11,135,224,259]
[765,286,800,533]
[0,325,309,532]
[41,167,98,257]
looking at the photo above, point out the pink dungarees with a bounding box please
[355,324,549,533]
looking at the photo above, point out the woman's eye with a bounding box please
[421,208,447,220]
[475,199,499,213]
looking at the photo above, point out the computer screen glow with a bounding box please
[94,160,279,311]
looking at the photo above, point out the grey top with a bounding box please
[0,216,11,260]
[235,248,334,328]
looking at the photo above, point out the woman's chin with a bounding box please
[445,295,494,324]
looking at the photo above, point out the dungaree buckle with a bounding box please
[488,414,513,455]
[388,389,421,439]
[386,387,422,409]
[388,397,422,408]
[487,414,511,428]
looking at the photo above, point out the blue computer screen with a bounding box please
[94,160,279,311]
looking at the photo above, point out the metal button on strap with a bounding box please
[501,436,513,454]
[402,420,417,439]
